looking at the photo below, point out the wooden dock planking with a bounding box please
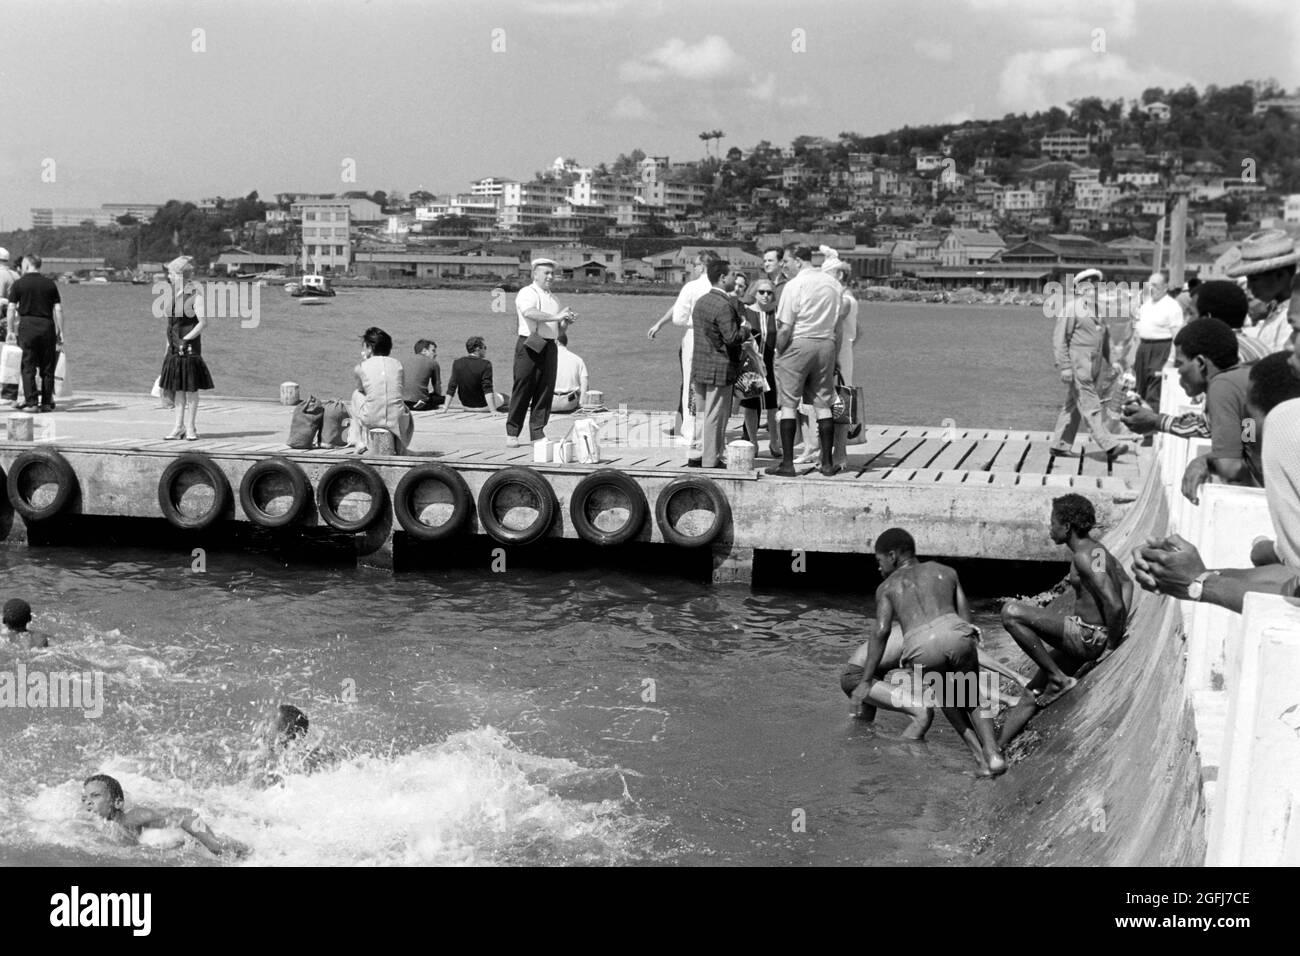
[925,438,978,471]
[1018,441,1056,476]
[958,438,1006,472]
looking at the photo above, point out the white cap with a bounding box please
[0,247,9,262]
[165,255,194,274]
[531,257,557,270]
[1073,268,1103,287]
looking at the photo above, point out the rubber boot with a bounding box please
[817,419,840,475]
[764,418,798,476]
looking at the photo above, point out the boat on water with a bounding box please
[288,274,336,298]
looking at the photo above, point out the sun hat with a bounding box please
[1226,230,1300,277]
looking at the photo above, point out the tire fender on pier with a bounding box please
[569,469,648,546]
[654,476,730,548]
[239,457,313,528]
[393,463,474,542]
[315,460,388,533]
[157,453,233,531]
[7,449,79,522]
[477,466,557,546]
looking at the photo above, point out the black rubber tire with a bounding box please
[654,475,730,548]
[393,463,474,542]
[157,453,233,531]
[477,466,557,546]
[569,469,648,546]
[6,450,78,522]
[315,460,388,533]
[239,457,312,528]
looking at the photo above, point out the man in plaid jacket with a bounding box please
[689,258,750,468]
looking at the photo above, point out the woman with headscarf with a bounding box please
[739,277,781,457]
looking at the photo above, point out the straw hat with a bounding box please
[1226,230,1300,277]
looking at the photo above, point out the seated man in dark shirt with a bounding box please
[444,336,507,414]
[401,338,446,411]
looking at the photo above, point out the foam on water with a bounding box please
[12,729,657,866]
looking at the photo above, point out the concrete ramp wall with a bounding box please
[981,370,1300,866]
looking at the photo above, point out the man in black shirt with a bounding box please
[5,255,65,412]
[444,336,507,413]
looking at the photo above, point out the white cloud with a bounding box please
[997,47,1192,112]
[747,73,777,103]
[619,35,745,82]
[913,38,954,62]
[609,95,654,122]
[523,0,629,16]
[965,0,1138,40]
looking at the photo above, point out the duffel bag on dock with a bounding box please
[287,396,325,449]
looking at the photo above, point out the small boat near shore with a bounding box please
[288,274,336,298]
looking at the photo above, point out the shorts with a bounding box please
[776,337,836,410]
[840,664,865,696]
[1062,615,1110,661]
[900,613,980,672]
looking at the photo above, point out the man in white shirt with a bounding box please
[507,258,575,446]
[1130,271,1184,406]
[551,329,589,413]
[766,245,848,476]
[1228,229,1299,355]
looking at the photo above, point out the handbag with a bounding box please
[287,396,325,449]
[54,352,71,399]
[524,329,548,356]
[832,371,865,433]
[320,399,351,447]
[0,343,21,386]
[733,338,770,399]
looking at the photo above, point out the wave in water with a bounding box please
[13,728,658,866]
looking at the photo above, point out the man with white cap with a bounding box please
[1048,269,1129,461]
[0,249,19,401]
[1229,229,1299,354]
[506,258,574,446]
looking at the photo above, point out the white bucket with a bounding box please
[280,381,300,405]
[727,439,756,471]
[533,438,554,463]
[553,440,574,464]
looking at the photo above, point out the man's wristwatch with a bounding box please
[1187,570,1218,601]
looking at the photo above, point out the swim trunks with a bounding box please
[1062,615,1110,661]
[899,613,980,672]
[840,664,865,696]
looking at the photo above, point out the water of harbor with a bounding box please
[2,284,1075,866]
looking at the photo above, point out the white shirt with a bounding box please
[1245,298,1292,354]
[671,274,713,329]
[1134,293,1184,341]
[554,344,588,393]
[515,283,560,338]
[776,267,843,339]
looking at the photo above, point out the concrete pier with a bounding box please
[0,392,1146,580]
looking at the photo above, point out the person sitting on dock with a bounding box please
[347,326,414,455]
[1048,269,1130,463]
[81,773,246,857]
[402,338,445,411]
[444,336,506,414]
[550,329,588,414]
[849,528,1007,776]
[2,598,47,648]
[1134,356,1300,612]
[998,494,1133,748]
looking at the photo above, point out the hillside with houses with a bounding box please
[6,80,1298,295]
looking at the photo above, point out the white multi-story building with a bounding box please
[1074,181,1123,211]
[1039,129,1092,159]
[471,177,509,198]
[291,199,351,272]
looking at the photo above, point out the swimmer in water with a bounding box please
[247,704,337,786]
[81,774,247,857]
[2,599,47,649]
[850,528,1007,777]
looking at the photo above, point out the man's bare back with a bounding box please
[1068,547,1134,630]
[879,560,963,635]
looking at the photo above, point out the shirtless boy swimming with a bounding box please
[81,773,246,857]
[997,493,1132,748]
[247,703,337,786]
[2,599,47,649]
[849,528,1007,776]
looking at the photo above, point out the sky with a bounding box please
[2,0,1298,231]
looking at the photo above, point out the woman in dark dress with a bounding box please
[739,278,780,458]
[159,257,214,440]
